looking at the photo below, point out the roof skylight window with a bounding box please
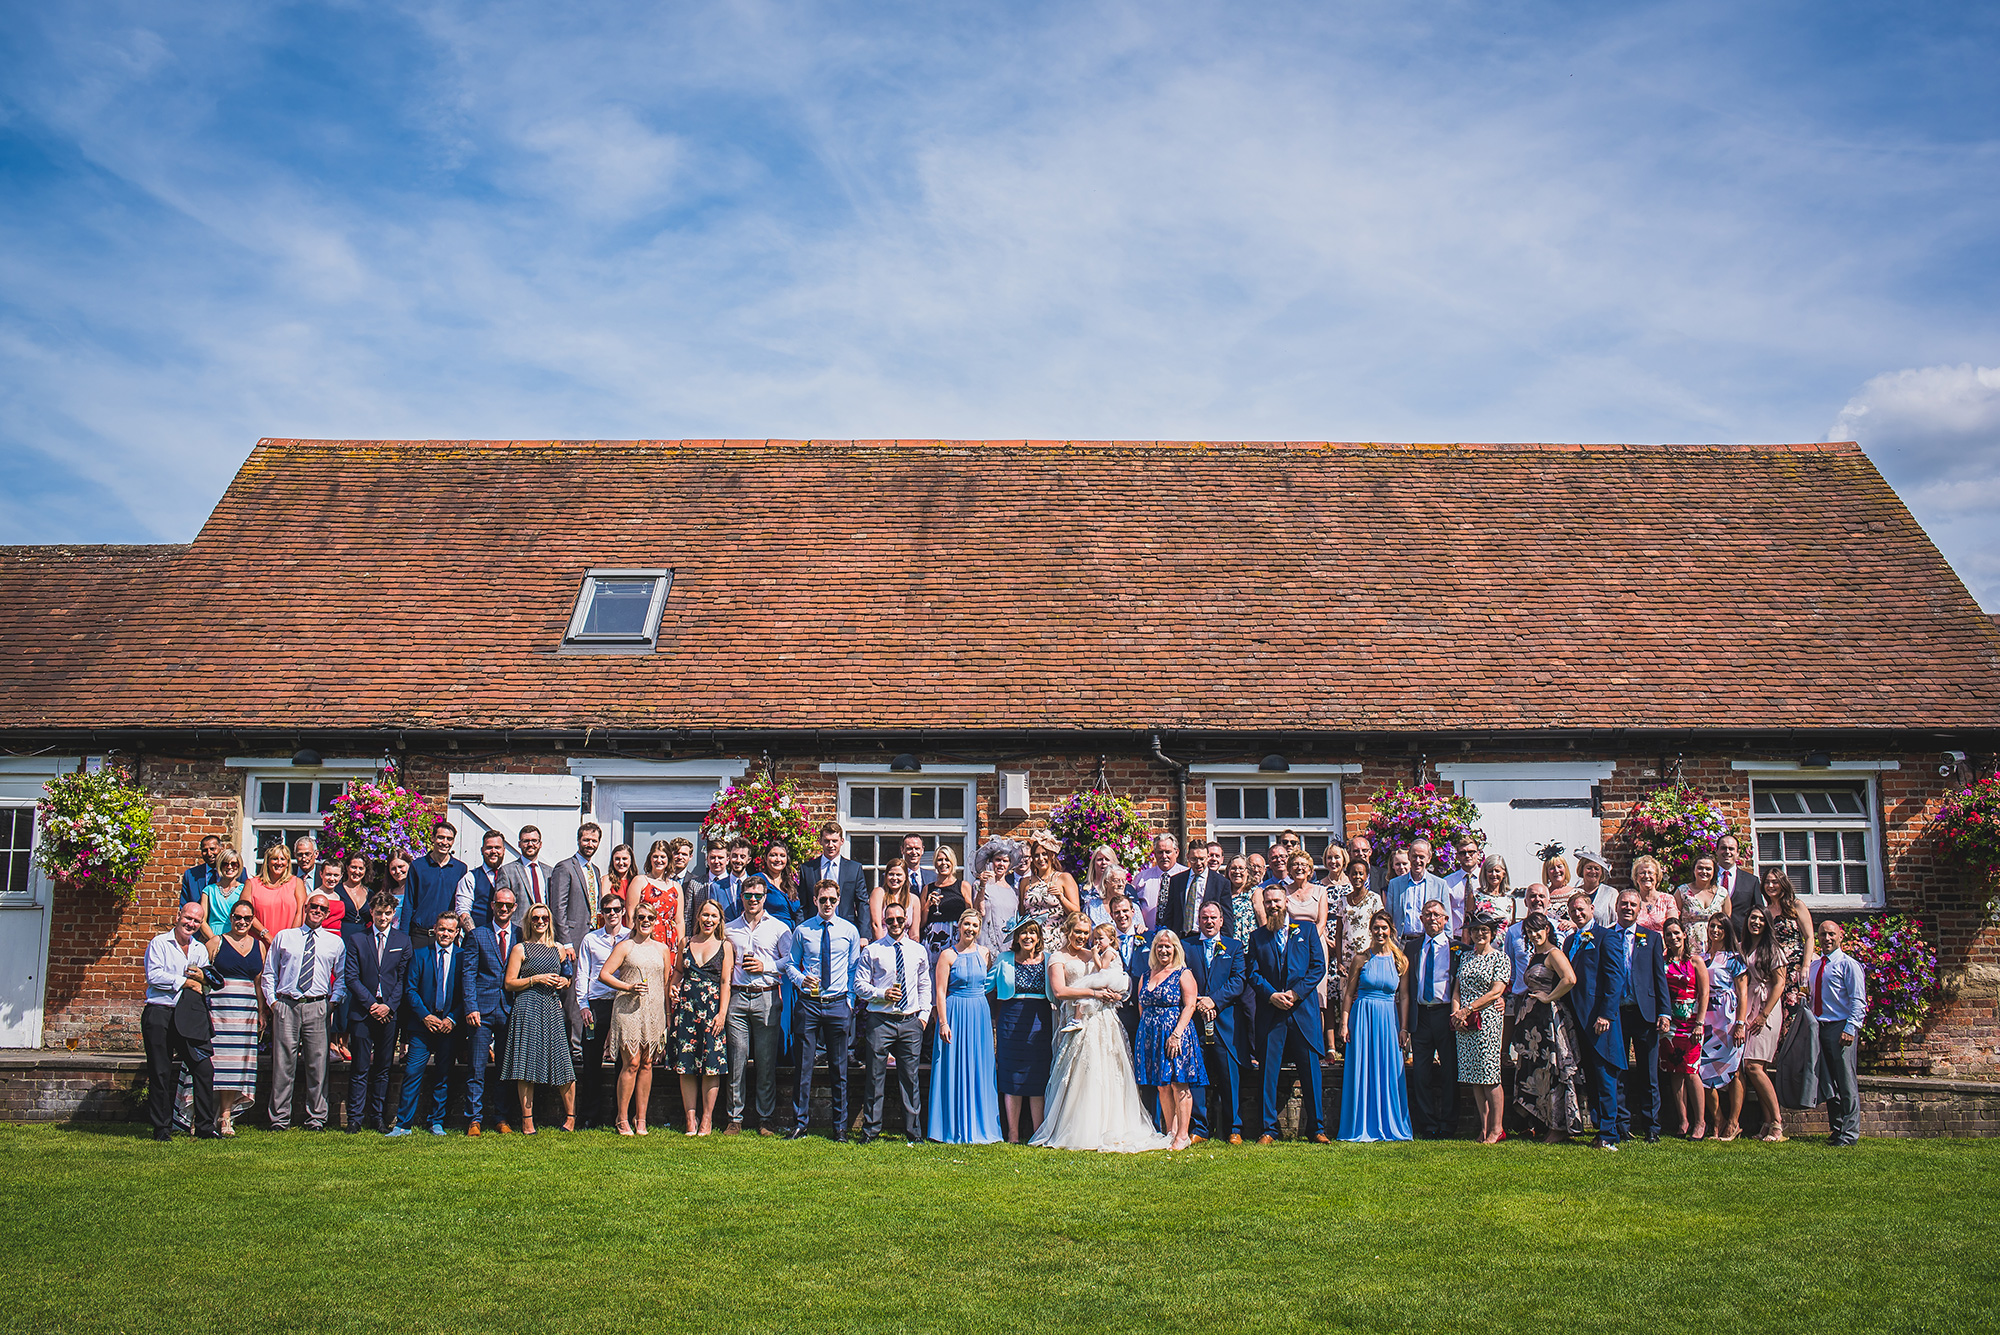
[562,569,671,653]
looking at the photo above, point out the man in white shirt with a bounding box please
[575,892,629,1130]
[1130,833,1186,931]
[853,902,933,1144]
[897,834,936,891]
[723,883,793,1135]
[1502,884,1560,1014]
[261,891,346,1131]
[1386,839,1451,948]
[785,880,864,1141]
[1442,835,1484,939]
[497,825,551,925]
[142,903,216,1141]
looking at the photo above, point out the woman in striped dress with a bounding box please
[183,899,264,1136]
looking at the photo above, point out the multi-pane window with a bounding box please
[251,778,347,861]
[1208,784,1342,865]
[1752,781,1873,899]
[844,782,974,889]
[0,805,35,901]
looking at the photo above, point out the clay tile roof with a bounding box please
[1,437,1997,735]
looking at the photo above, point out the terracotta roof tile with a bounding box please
[1,438,1996,734]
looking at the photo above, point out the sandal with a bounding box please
[618,1121,634,1137]
[561,1116,576,1132]
[522,1116,537,1136]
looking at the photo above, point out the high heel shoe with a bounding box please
[560,1116,576,1132]
[635,1123,649,1136]
[618,1122,635,1137]
[522,1117,538,1136]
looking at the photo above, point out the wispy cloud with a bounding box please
[2,1,1997,595]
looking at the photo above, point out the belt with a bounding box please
[737,983,779,994]
[1416,1001,1449,1009]
[279,994,327,1004]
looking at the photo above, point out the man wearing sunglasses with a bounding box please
[784,880,862,1141]
[723,883,791,1135]
[261,891,347,1131]
[853,902,933,1144]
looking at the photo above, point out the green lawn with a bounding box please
[0,1124,1991,1333]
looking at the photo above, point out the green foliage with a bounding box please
[36,766,157,900]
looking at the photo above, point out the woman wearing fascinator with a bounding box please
[986,915,1053,1142]
[973,838,1024,954]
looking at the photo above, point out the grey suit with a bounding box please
[494,860,550,929]
[546,854,600,1034]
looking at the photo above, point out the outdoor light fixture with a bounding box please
[1259,753,1290,772]
[890,753,922,772]
[291,748,322,767]
[1801,751,1833,769]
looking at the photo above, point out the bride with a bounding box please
[1031,916,1172,1152]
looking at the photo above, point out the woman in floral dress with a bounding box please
[1507,910,1583,1142]
[1657,919,1710,1138]
[1453,910,1512,1144]
[670,899,733,1135]
[1329,875,1383,1051]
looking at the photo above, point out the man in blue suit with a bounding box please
[803,823,872,933]
[342,892,410,1133]
[1561,891,1604,1129]
[389,911,477,1137]
[1576,888,1671,1149]
[460,887,519,1135]
[1185,901,1246,1144]
[1247,885,1328,1143]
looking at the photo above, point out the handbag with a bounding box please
[1772,1000,1821,1110]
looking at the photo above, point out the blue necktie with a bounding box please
[819,920,832,995]
[436,947,448,1011]
[1421,938,1437,1004]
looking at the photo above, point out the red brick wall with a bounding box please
[38,744,2000,1076]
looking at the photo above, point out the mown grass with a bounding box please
[0,1124,1991,1333]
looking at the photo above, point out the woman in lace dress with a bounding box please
[599,906,670,1135]
[1030,917,1171,1153]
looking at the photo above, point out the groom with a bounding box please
[1247,886,1328,1143]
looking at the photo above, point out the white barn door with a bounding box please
[1459,779,1603,893]
[448,774,584,868]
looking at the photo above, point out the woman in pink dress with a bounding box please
[1657,918,1710,1138]
[243,843,305,942]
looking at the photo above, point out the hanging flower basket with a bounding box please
[1842,915,1939,1046]
[703,774,817,877]
[320,762,443,864]
[1047,788,1150,878]
[1928,773,2000,917]
[36,766,158,900]
[1618,781,1733,882]
[1366,783,1483,857]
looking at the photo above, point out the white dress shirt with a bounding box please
[1130,863,1183,930]
[144,933,210,1006]
[726,914,793,989]
[1412,930,1453,1005]
[261,926,346,1004]
[855,935,934,1016]
[579,924,629,1003]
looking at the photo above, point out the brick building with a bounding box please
[2,437,1998,1085]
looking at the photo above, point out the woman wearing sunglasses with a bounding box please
[200,889,266,1137]
[502,903,578,1133]
[599,903,671,1135]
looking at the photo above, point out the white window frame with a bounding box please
[561,568,672,654]
[1734,763,1888,910]
[234,761,378,867]
[0,797,44,908]
[837,777,979,889]
[1196,766,1352,865]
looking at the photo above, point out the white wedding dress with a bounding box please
[1030,953,1172,1153]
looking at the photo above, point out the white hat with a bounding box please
[1575,847,1610,872]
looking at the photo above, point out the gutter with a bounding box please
[1149,733,1189,856]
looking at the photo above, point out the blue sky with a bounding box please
[4,2,1999,602]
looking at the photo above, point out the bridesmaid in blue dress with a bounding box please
[1132,931,1207,1150]
[1337,909,1413,1142]
[927,910,1001,1144]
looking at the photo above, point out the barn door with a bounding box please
[448,774,585,868]
[1460,779,1602,892]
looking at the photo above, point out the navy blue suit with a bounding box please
[398,941,476,1131]
[461,922,518,1130]
[1185,934,1246,1137]
[341,925,411,1130]
[1247,922,1327,1138]
[1576,921,1670,1143]
[1114,930,1154,1056]
[803,856,870,931]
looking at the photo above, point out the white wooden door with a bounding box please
[0,790,54,1047]
[448,774,585,867]
[1460,779,1601,892]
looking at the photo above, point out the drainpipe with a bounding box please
[1150,733,1189,856]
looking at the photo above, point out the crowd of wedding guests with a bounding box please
[142,818,1868,1150]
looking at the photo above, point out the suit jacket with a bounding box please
[546,856,597,947]
[801,855,871,929]
[496,859,552,928]
[173,983,213,1043]
[1575,921,1669,1067]
[1161,867,1231,939]
[403,941,477,1025]
[343,927,413,1015]
[465,923,517,1024]
[1184,934,1246,1051]
[1246,922,1326,1054]
[1718,864,1760,937]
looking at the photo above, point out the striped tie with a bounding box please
[300,929,317,997]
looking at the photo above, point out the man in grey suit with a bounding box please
[494,825,552,930]
[546,822,603,1036]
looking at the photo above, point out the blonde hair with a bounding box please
[1087,922,1119,951]
[260,843,293,877]
[522,904,559,945]
[1059,912,1093,949]
[691,898,727,942]
[956,908,983,934]
[215,846,246,875]
[1631,854,1666,889]
[1150,929,1187,970]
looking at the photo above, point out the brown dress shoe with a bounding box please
[1258,1134,1276,1145]
[467,1123,482,1137]
[1228,1134,1243,1145]
[495,1122,512,1135]
[723,1123,742,1136]
[758,1126,777,1137]
[1188,1136,1207,1146]
[1313,1134,1331,1144]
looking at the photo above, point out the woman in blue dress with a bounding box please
[1336,909,1413,1142]
[927,909,1001,1144]
[987,917,1053,1143]
[1132,931,1206,1150]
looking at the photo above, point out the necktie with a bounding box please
[893,939,906,1009]
[529,863,543,905]
[1183,873,1200,935]
[1421,938,1436,1003]
[300,928,317,997]
[1209,939,1221,962]
[497,927,508,963]
[437,947,449,1010]
[819,920,832,995]
[1812,959,1824,1015]
[375,931,388,1000]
